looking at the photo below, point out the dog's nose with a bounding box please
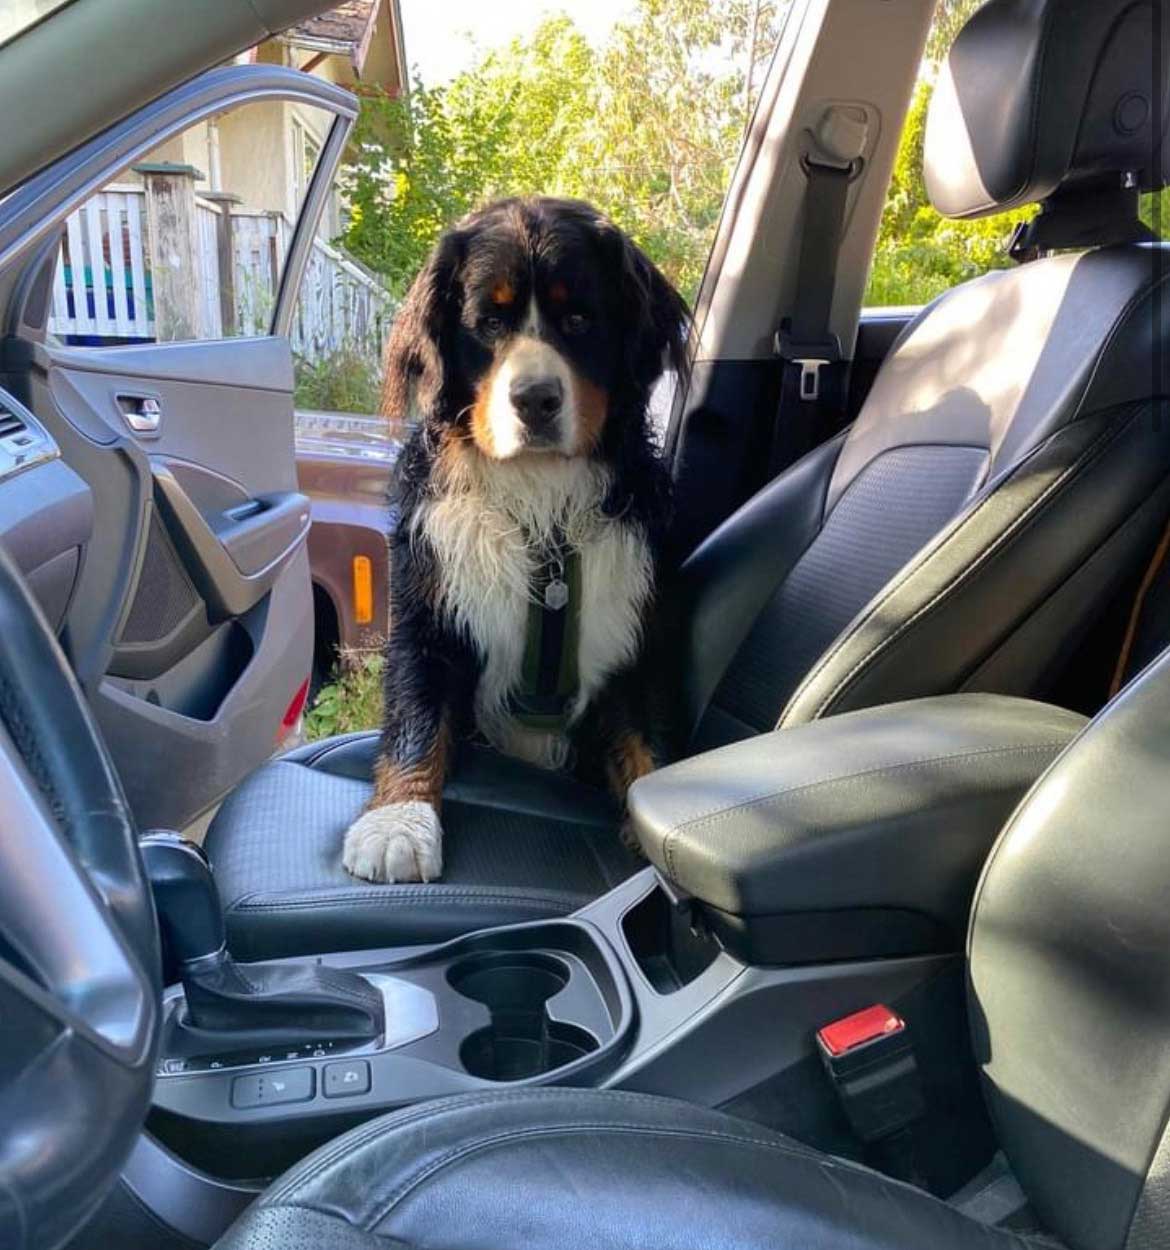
[509,376,563,430]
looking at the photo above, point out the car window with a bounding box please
[864,0,1034,309]
[293,1,794,417]
[47,99,340,346]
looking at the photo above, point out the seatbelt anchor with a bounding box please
[774,325,842,402]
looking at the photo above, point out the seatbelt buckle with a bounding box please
[816,1004,925,1142]
[774,325,841,402]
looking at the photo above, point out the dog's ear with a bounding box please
[380,230,463,422]
[608,225,692,402]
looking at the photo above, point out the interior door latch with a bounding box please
[118,394,162,435]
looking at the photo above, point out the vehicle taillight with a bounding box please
[278,677,311,743]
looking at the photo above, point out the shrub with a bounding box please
[294,347,382,414]
[304,648,384,741]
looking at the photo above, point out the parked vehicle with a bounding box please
[294,408,398,679]
[3,2,1170,1250]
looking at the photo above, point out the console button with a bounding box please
[231,1066,315,1109]
[323,1060,371,1098]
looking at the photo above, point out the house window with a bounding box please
[291,117,322,220]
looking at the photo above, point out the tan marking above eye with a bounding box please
[491,280,515,306]
[548,281,569,304]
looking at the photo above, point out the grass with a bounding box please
[304,647,385,741]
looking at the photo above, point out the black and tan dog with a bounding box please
[343,197,689,883]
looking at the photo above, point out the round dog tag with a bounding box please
[544,578,569,611]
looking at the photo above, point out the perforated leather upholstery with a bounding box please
[206,736,632,959]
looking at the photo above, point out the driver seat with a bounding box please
[218,540,1170,1249]
[206,0,1170,958]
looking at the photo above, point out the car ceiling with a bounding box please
[0,0,339,201]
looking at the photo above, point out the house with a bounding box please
[50,0,405,361]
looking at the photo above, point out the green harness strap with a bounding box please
[509,530,582,733]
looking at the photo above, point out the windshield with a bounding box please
[0,0,75,49]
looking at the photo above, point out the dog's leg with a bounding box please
[605,729,657,802]
[604,727,659,857]
[343,592,453,883]
[343,722,450,884]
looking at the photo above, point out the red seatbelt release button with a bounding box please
[817,1004,904,1057]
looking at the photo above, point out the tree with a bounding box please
[340,1,786,304]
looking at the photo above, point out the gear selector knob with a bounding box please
[139,831,384,1047]
[139,830,226,965]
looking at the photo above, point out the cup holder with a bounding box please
[448,951,601,1081]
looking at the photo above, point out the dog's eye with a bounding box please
[563,313,591,335]
[480,315,506,337]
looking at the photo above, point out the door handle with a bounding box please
[150,465,310,620]
[117,394,162,435]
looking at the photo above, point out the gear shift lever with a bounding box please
[140,832,384,1047]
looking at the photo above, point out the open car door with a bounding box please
[0,64,359,831]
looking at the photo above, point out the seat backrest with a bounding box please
[679,0,1170,752]
[969,640,1170,1250]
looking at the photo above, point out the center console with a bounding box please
[125,693,1086,1246]
[151,918,636,1175]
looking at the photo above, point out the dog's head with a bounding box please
[382,197,690,460]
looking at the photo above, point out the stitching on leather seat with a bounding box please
[660,740,1070,882]
[782,404,1138,727]
[226,890,583,913]
[264,1090,715,1200]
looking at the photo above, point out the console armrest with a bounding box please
[630,694,1085,964]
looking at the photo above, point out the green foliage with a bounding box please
[863,79,1034,307]
[293,347,382,413]
[304,651,384,740]
[341,2,786,305]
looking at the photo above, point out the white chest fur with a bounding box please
[411,451,654,768]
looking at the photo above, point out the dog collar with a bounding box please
[509,528,581,733]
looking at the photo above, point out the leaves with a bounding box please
[340,1,788,305]
[304,651,384,741]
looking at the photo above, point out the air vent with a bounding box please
[0,407,27,440]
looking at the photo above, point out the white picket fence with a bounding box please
[49,186,392,368]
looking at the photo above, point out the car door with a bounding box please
[0,65,359,832]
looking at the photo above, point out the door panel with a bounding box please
[0,66,358,831]
[31,337,312,829]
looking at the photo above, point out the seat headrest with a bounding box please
[925,0,1170,220]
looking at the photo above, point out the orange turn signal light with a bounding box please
[353,555,374,625]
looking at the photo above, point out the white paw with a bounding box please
[342,801,444,883]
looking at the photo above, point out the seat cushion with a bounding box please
[215,1089,1039,1250]
[205,733,634,960]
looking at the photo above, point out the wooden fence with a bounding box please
[49,179,392,370]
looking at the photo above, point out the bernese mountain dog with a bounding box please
[343,196,690,884]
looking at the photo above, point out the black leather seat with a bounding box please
[206,0,1170,958]
[217,621,1170,1249]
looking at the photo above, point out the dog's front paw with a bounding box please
[342,801,443,883]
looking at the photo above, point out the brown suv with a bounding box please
[295,409,400,685]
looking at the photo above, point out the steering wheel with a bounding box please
[0,541,161,1250]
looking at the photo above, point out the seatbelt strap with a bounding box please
[775,158,851,399]
[769,157,852,477]
[509,528,581,732]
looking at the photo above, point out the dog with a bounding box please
[342,197,690,884]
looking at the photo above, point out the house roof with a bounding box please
[280,0,406,87]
